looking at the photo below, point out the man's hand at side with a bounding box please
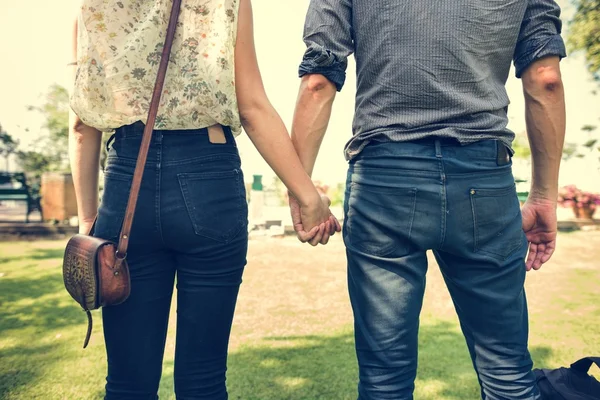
[521,197,557,271]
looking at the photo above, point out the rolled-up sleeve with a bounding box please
[513,0,567,78]
[299,0,354,91]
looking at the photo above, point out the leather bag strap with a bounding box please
[115,0,182,259]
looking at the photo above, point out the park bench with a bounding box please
[0,172,42,222]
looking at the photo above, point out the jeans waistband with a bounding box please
[355,137,511,166]
[106,121,235,152]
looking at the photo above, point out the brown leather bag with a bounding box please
[63,0,182,348]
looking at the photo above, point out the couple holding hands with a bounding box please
[69,0,566,399]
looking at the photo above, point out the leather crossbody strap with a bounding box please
[115,0,182,259]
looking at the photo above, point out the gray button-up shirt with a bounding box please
[299,0,567,160]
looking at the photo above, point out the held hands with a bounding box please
[521,196,558,271]
[288,192,341,246]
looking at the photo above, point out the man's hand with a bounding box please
[521,197,557,271]
[289,194,341,246]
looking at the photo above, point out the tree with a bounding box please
[26,84,71,171]
[512,133,532,160]
[568,0,600,81]
[328,182,346,207]
[561,125,599,164]
[265,176,288,206]
[0,125,20,171]
[15,150,60,177]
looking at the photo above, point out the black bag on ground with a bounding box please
[534,357,600,399]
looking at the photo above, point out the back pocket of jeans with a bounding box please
[470,185,524,260]
[345,184,417,257]
[178,169,247,243]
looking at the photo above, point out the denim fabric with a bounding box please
[95,122,248,400]
[343,139,538,400]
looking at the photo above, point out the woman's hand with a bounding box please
[300,193,331,231]
[289,193,341,246]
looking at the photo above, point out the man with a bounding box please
[289,0,566,399]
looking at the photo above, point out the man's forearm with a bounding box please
[291,74,337,177]
[68,111,102,223]
[522,57,565,201]
[240,101,323,208]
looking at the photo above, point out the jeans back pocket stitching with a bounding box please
[470,187,523,261]
[178,170,244,243]
[346,185,417,257]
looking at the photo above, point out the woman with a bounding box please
[68,0,339,398]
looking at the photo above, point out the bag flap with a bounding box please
[63,234,113,310]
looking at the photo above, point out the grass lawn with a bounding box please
[1,231,599,399]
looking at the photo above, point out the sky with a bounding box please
[0,0,599,187]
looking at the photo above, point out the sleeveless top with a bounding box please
[70,0,241,134]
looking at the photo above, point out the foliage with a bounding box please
[16,84,111,178]
[27,84,70,147]
[562,125,600,168]
[328,182,346,207]
[264,178,346,207]
[15,150,62,178]
[265,176,288,206]
[0,125,20,170]
[314,180,346,207]
[558,185,600,210]
[568,0,600,81]
[23,84,71,174]
[512,134,532,159]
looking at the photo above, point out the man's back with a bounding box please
[300,0,565,158]
[293,1,566,399]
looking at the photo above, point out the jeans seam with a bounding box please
[439,159,447,249]
[471,195,479,252]
[156,132,166,248]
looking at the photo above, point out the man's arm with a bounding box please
[520,56,565,271]
[289,74,339,236]
[291,74,337,176]
[235,0,336,244]
[514,0,566,271]
[289,0,354,236]
[522,56,565,201]
[291,0,353,175]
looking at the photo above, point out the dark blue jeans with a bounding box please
[343,139,539,400]
[95,122,248,400]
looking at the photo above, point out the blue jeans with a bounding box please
[343,139,539,400]
[95,122,248,399]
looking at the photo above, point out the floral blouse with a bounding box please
[71,0,241,134]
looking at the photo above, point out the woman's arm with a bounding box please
[234,0,336,244]
[68,15,103,234]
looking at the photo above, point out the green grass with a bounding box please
[1,232,599,399]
